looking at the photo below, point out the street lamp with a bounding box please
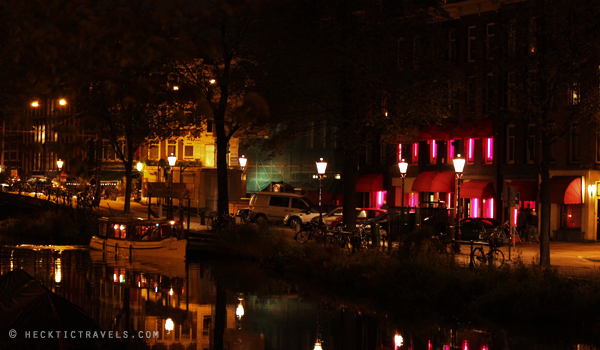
[398,159,408,207]
[57,159,63,183]
[239,155,247,179]
[316,158,327,224]
[167,153,177,220]
[453,154,466,253]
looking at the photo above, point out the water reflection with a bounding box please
[0,245,597,350]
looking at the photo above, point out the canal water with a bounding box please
[0,245,597,350]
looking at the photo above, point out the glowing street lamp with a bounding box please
[239,155,247,181]
[136,162,143,172]
[57,159,63,171]
[167,153,177,220]
[453,154,466,253]
[316,158,327,224]
[59,99,67,106]
[398,159,408,207]
[31,101,39,107]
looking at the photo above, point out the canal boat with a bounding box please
[89,217,187,259]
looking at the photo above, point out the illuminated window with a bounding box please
[448,139,455,162]
[412,143,419,163]
[483,198,494,218]
[205,144,215,167]
[471,198,480,218]
[429,140,437,164]
[484,138,493,163]
[466,139,475,162]
[398,144,403,162]
[570,81,580,106]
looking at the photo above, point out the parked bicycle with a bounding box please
[470,237,505,268]
[208,212,234,231]
[294,221,329,244]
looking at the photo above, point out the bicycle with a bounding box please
[294,221,328,244]
[209,212,234,231]
[470,238,505,268]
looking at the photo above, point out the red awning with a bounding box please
[507,180,537,201]
[411,171,437,192]
[356,173,383,192]
[549,176,582,204]
[431,171,455,193]
[460,180,494,198]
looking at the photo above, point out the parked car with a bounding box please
[235,208,250,223]
[459,217,508,241]
[284,206,344,229]
[0,176,20,191]
[248,191,314,224]
[327,208,388,228]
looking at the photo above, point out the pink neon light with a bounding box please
[487,138,493,160]
[398,144,402,162]
[463,340,469,350]
[428,340,432,350]
[413,143,419,161]
[449,139,455,160]
[375,191,386,208]
[468,139,474,161]
[488,198,494,218]
[512,208,518,225]
[432,140,437,159]
[472,198,479,218]
[447,193,452,208]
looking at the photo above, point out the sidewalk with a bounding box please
[97,198,600,277]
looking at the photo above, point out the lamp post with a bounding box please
[398,159,408,207]
[57,159,63,183]
[316,158,327,224]
[239,155,247,179]
[167,153,177,220]
[453,154,466,253]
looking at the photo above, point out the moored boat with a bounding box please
[89,217,187,259]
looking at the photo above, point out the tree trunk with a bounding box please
[342,150,359,229]
[124,159,133,214]
[539,131,551,267]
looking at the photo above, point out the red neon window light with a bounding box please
[467,138,475,162]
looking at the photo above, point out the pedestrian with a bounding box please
[516,207,528,243]
[89,175,96,187]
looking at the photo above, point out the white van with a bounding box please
[248,192,314,224]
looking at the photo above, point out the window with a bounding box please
[506,125,515,163]
[269,196,290,208]
[203,316,211,336]
[412,143,419,163]
[527,124,536,163]
[148,145,158,159]
[508,19,516,57]
[448,139,455,161]
[529,17,537,53]
[397,144,403,162]
[448,29,456,62]
[506,72,515,109]
[485,74,495,112]
[167,140,177,158]
[466,138,475,163]
[486,23,494,60]
[291,198,309,210]
[429,140,437,164]
[205,144,215,167]
[380,140,387,164]
[569,123,580,163]
[570,81,580,106]
[467,26,476,62]
[206,120,213,133]
[467,76,476,112]
[184,144,194,158]
[561,204,581,229]
[483,137,493,163]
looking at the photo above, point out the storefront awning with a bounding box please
[431,171,455,193]
[356,173,383,192]
[460,180,494,198]
[507,180,537,201]
[412,171,455,193]
[549,176,582,204]
[411,171,437,192]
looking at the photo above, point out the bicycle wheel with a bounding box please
[471,247,486,268]
[490,248,505,268]
[295,230,311,244]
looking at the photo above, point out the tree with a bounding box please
[174,1,270,217]
[257,0,451,228]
